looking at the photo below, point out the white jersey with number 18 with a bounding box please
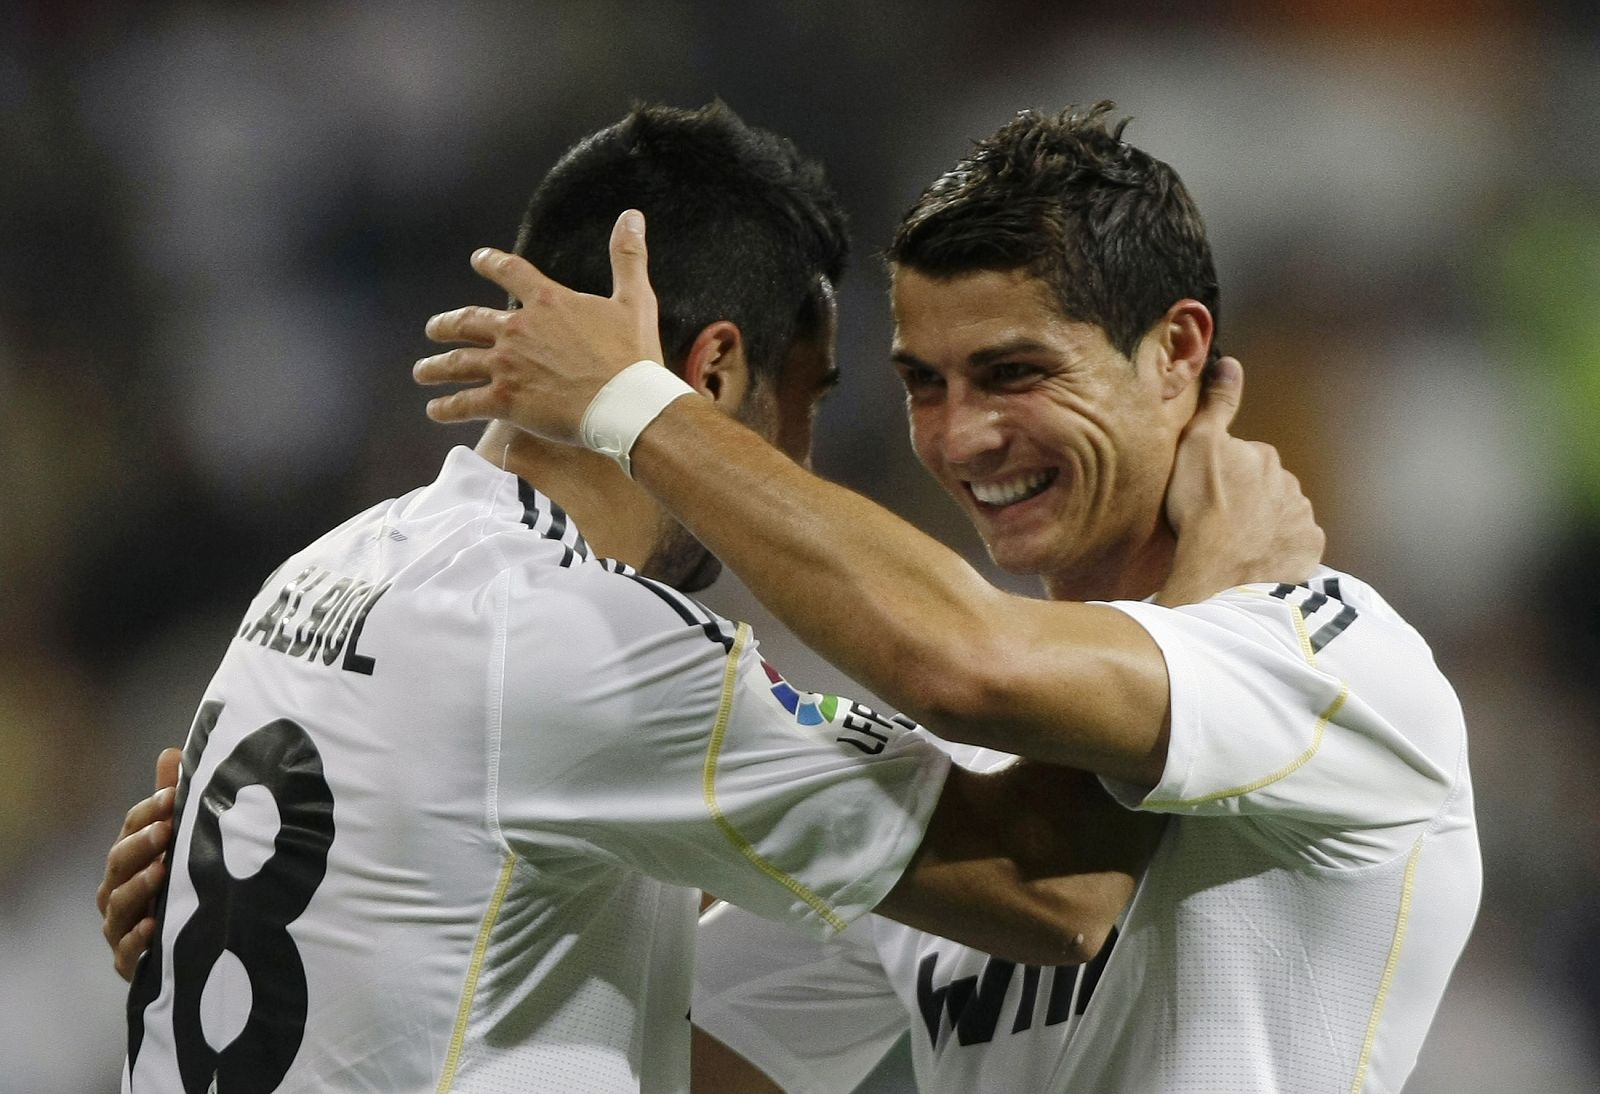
[121,446,949,1094]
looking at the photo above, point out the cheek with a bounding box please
[906,404,942,473]
[777,410,815,464]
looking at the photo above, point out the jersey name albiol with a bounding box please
[237,565,391,675]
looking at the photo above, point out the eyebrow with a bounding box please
[892,337,1058,372]
[967,338,1059,366]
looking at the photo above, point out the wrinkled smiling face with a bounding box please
[890,266,1185,588]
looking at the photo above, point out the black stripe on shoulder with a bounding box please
[1319,576,1344,602]
[1269,583,1297,600]
[621,573,734,653]
[516,478,543,531]
[1308,603,1358,653]
[559,516,591,562]
[517,480,590,567]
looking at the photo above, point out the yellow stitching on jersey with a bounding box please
[436,853,516,1093]
[1289,601,1317,663]
[1349,836,1424,1094]
[1235,585,1318,664]
[1143,684,1349,808]
[703,623,848,934]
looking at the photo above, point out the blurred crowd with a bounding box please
[3,2,1597,1091]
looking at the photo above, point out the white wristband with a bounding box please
[578,360,697,478]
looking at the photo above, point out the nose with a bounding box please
[937,389,1006,472]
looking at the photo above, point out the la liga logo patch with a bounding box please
[762,661,840,726]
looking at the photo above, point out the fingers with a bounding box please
[114,917,158,982]
[102,851,167,951]
[101,763,180,980]
[413,346,493,387]
[154,746,180,792]
[608,210,655,312]
[98,786,175,916]
[424,386,503,425]
[1246,438,1281,471]
[1189,356,1245,436]
[119,785,176,846]
[468,248,554,307]
[99,810,172,981]
[99,791,174,903]
[425,305,508,347]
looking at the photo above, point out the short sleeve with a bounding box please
[693,902,906,1094]
[1099,586,1458,842]
[494,565,951,937]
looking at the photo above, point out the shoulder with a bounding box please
[1118,569,1431,670]
[1109,567,1463,752]
[504,557,739,658]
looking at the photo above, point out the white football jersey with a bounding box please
[692,570,1479,1093]
[122,446,949,1094]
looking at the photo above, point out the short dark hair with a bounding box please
[887,102,1219,363]
[514,101,849,388]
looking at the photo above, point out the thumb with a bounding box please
[155,746,182,792]
[1189,355,1244,435]
[609,209,655,313]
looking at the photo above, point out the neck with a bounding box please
[1041,523,1176,604]
[474,421,661,569]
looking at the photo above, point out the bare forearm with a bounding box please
[691,1028,783,1094]
[638,397,991,671]
[878,762,1160,965]
[633,397,1167,780]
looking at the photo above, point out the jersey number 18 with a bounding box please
[127,700,336,1094]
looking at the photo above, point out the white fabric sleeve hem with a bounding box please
[799,743,952,935]
[1097,599,1201,810]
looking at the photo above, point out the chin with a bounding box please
[980,536,1051,578]
[642,528,724,593]
[674,552,724,594]
[647,547,722,594]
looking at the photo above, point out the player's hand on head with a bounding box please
[1158,357,1324,606]
[98,747,181,981]
[414,209,665,445]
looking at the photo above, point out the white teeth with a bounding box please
[970,469,1056,507]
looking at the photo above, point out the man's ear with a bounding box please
[680,321,752,414]
[1148,300,1214,401]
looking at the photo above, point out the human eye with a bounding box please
[985,361,1036,382]
[815,368,842,404]
[988,360,1042,386]
[894,361,943,393]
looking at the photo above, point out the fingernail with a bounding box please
[472,248,493,265]
[621,210,644,234]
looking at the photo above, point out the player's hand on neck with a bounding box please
[1157,357,1324,607]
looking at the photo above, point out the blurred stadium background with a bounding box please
[4,2,1597,1090]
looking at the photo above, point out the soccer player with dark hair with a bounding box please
[412,101,1479,1092]
[97,102,1316,1093]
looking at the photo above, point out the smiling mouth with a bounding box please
[967,468,1059,509]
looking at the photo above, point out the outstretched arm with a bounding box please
[415,213,1322,786]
